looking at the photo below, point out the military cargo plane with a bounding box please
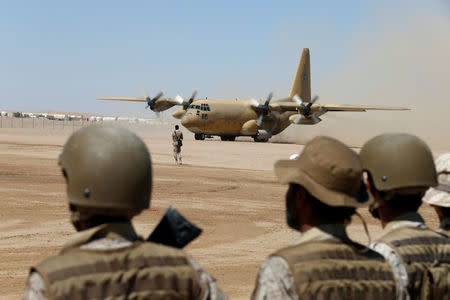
[98,48,408,142]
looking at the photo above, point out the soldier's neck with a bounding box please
[379,206,417,228]
[298,218,332,233]
[299,224,314,233]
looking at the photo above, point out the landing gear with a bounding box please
[194,133,205,140]
[220,136,236,141]
[253,136,269,143]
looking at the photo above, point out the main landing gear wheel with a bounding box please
[194,133,205,140]
[253,137,269,143]
[220,136,236,141]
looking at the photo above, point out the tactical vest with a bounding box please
[275,239,396,299]
[438,226,450,238]
[33,241,200,300]
[378,226,450,299]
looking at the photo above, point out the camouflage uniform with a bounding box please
[423,153,450,237]
[24,222,226,300]
[253,224,359,299]
[172,129,184,164]
[361,134,450,299]
[252,136,397,300]
[369,213,427,299]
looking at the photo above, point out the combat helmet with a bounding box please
[59,125,152,215]
[360,133,437,197]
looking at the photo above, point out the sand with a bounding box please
[0,125,443,299]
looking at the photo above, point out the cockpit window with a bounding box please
[188,103,210,111]
[199,103,211,111]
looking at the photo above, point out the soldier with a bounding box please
[252,136,397,299]
[360,133,450,298]
[422,153,450,237]
[23,125,226,300]
[172,124,184,165]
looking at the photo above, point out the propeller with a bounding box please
[250,92,273,126]
[292,94,319,117]
[291,94,321,124]
[174,90,198,110]
[141,88,164,110]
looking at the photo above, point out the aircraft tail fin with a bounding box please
[289,48,311,102]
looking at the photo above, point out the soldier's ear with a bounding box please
[364,173,383,206]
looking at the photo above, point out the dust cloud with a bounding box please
[275,5,450,150]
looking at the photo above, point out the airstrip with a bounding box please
[0,122,443,299]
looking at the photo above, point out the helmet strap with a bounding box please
[355,211,372,246]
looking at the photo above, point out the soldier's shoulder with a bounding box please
[380,226,449,245]
[32,252,73,277]
[137,241,190,259]
[275,239,384,261]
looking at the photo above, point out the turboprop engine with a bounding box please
[172,110,186,119]
[241,120,259,135]
[289,114,322,125]
[290,94,322,125]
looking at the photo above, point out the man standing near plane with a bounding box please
[172,125,183,165]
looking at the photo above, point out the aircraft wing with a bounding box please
[97,97,183,105]
[270,102,409,112]
[97,97,147,102]
[320,104,409,112]
[269,102,299,111]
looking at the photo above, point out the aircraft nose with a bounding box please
[181,113,194,127]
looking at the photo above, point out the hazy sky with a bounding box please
[1,1,449,147]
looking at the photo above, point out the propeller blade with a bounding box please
[311,114,321,123]
[250,99,260,108]
[189,90,197,103]
[307,95,319,108]
[293,114,302,124]
[255,113,264,126]
[292,94,302,105]
[264,92,273,107]
[141,88,148,98]
[174,95,184,105]
[153,91,163,101]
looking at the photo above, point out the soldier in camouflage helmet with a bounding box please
[252,136,397,299]
[422,153,450,237]
[361,133,450,299]
[23,125,226,300]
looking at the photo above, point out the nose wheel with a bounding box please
[194,133,205,140]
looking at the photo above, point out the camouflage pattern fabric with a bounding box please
[24,223,226,300]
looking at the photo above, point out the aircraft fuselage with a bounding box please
[181,99,295,138]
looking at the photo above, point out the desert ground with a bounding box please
[0,123,445,299]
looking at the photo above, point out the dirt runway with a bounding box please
[0,128,442,299]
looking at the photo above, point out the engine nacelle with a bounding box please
[289,114,322,125]
[241,120,259,135]
[172,109,186,119]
